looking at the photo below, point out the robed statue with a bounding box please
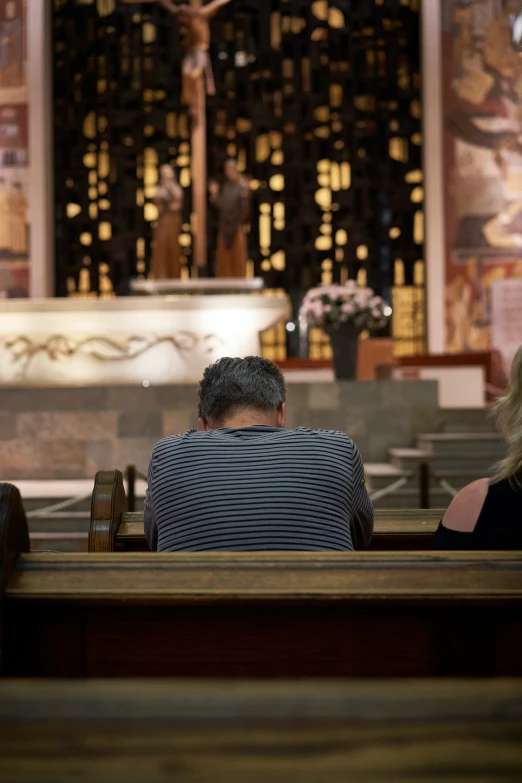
[151,164,184,279]
[209,159,250,278]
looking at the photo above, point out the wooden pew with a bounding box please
[1,678,521,782]
[90,470,443,552]
[2,487,522,678]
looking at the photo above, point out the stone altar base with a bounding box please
[0,293,290,385]
[0,380,439,480]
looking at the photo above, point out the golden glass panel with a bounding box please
[314,106,329,123]
[180,168,191,187]
[336,229,348,246]
[411,132,422,145]
[89,203,98,220]
[315,126,330,138]
[311,27,327,42]
[256,134,270,162]
[144,185,155,199]
[270,11,281,49]
[261,259,271,272]
[330,162,341,191]
[137,238,145,258]
[357,268,367,286]
[236,118,252,133]
[414,259,424,286]
[66,203,81,219]
[317,172,330,188]
[136,190,144,207]
[249,179,260,190]
[137,260,145,273]
[98,199,110,210]
[227,143,237,158]
[410,186,423,204]
[323,212,332,223]
[336,248,344,262]
[98,152,110,178]
[67,277,76,295]
[405,169,422,184]
[392,286,425,356]
[88,171,97,185]
[83,111,96,139]
[394,259,405,285]
[311,1,328,21]
[271,251,285,271]
[144,203,158,222]
[260,213,271,249]
[414,210,424,243]
[321,270,333,285]
[246,260,254,279]
[315,188,332,210]
[334,140,344,150]
[320,223,332,235]
[341,162,351,189]
[316,235,332,251]
[328,7,345,27]
[142,22,156,43]
[97,0,115,16]
[78,268,91,294]
[389,227,401,239]
[269,174,284,191]
[98,182,108,195]
[98,222,111,240]
[179,233,191,248]
[83,152,96,168]
[88,187,97,200]
[166,113,176,138]
[176,155,190,167]
[80,232,92,246]
[322,259,333,271]
[389,137,408,163]
[356,245,368,261]
[274,202,285,222]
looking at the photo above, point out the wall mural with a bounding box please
[0,0,28,298]
[442,0,522,354]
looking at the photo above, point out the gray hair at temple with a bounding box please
[198,356,287,425]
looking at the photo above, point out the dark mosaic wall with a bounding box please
[53,0,424,353]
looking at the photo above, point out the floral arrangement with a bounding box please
[299,281,392,331]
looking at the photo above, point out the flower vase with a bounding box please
[326,324,361,380]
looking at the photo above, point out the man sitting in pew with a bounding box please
[144,356,373,551]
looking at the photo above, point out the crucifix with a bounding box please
[123,0,233,271]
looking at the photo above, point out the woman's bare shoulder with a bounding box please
[441,478,490,532]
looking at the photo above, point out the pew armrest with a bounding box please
[89,471,128,553]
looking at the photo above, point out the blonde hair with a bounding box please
[492,344,522,484]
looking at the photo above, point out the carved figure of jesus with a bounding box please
[123,0,233,124]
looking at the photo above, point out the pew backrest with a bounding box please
[90,470,443,552]
[2,679,521,782]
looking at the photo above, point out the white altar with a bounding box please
[0,293,290,385]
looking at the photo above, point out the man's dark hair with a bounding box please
[198,356,287,424]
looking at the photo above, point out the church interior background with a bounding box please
[50,0,425,360]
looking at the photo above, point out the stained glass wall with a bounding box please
[53,0,425,356]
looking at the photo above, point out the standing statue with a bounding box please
[123,0,233,125]
[151,164,183,279]
[209,159,250,278]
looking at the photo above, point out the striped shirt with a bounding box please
[144,426,374,552]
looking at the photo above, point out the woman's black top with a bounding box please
[432,477,522,550]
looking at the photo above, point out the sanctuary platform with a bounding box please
[0,293,290,385]
[0,380,439,480]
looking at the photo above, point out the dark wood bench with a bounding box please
[90,470,442,552]
[1,678,521,782]
[3,483,522,678]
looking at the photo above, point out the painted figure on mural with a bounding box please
[122,0,233,125]
[151,164,183,279]
[209,159,250,278]
[442,1,522,352]
[0,0,24,89]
